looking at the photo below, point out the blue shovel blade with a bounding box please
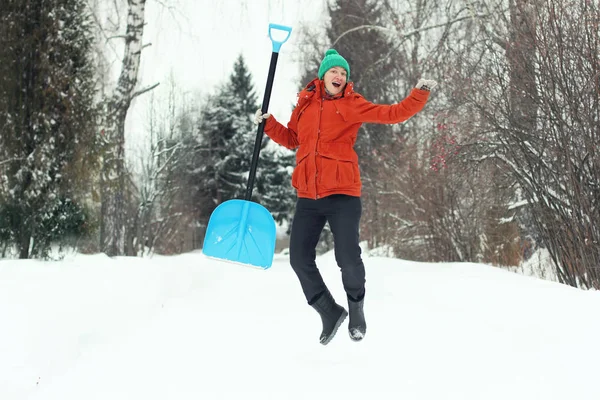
[202,200,277,269]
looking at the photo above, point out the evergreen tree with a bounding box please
[191,55,295,229]
[0,0,97,258]
[253,146,295,225]
[196,88,254,204]
[230,55,258,115]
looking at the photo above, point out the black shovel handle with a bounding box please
[245,24,292,201]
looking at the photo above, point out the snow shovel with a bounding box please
[202,23,292,269]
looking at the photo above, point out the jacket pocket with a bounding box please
[319,157,355,190]
[317,143,359,190]
[291,149,310,191]
[333,101,350,123]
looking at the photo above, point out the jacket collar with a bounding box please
[299,78,355,100]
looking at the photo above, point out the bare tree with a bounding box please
[464,0,600,287]
[294,0,526,266]
[362,0,510,261]
[127,76,197,256]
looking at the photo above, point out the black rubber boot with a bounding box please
[348,297,366,341]
[310,289,348,345]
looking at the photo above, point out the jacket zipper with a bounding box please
[315,96,323,200]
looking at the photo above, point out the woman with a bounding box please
[254,49,437,345]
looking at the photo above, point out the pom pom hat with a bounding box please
[318,49,350,80]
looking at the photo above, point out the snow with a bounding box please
[1,250,600,399]
[513,248,558,282]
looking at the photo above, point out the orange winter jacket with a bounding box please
[263,78,430,200]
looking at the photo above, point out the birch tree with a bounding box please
[98,0,158,256]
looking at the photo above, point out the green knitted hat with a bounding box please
[318,49,350,80]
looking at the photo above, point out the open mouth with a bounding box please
[332,82,342,88]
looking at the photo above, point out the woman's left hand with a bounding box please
[415,78,438,91]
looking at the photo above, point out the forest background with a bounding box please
[0,0,598,290]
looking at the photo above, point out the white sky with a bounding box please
[2,248,600,399]
[125,0,328,147]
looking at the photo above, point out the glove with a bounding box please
[254,109,271,125]
[415,78,438,91]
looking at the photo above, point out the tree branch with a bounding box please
[106,34,127,42]
[0,157,24,166]
[332,11,506,46]
[132,83,160,99]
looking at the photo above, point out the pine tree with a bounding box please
[253,146,295,225]
[230,55,258,115]
[191,55,295,230]
[196,89,253,204]
[0,0,97,258]
[197,55,260,205]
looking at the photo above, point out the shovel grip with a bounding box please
[268,23,292,53]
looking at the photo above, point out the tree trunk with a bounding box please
[100,0,147,256]
[507,0,539,133]
[19,224,31,259]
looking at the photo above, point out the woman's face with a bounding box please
[323,66,347,95]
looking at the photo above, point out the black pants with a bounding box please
[289,194,366,304]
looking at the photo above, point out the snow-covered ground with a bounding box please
[1,249,599,399]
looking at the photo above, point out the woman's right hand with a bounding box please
[254,109,271,125]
